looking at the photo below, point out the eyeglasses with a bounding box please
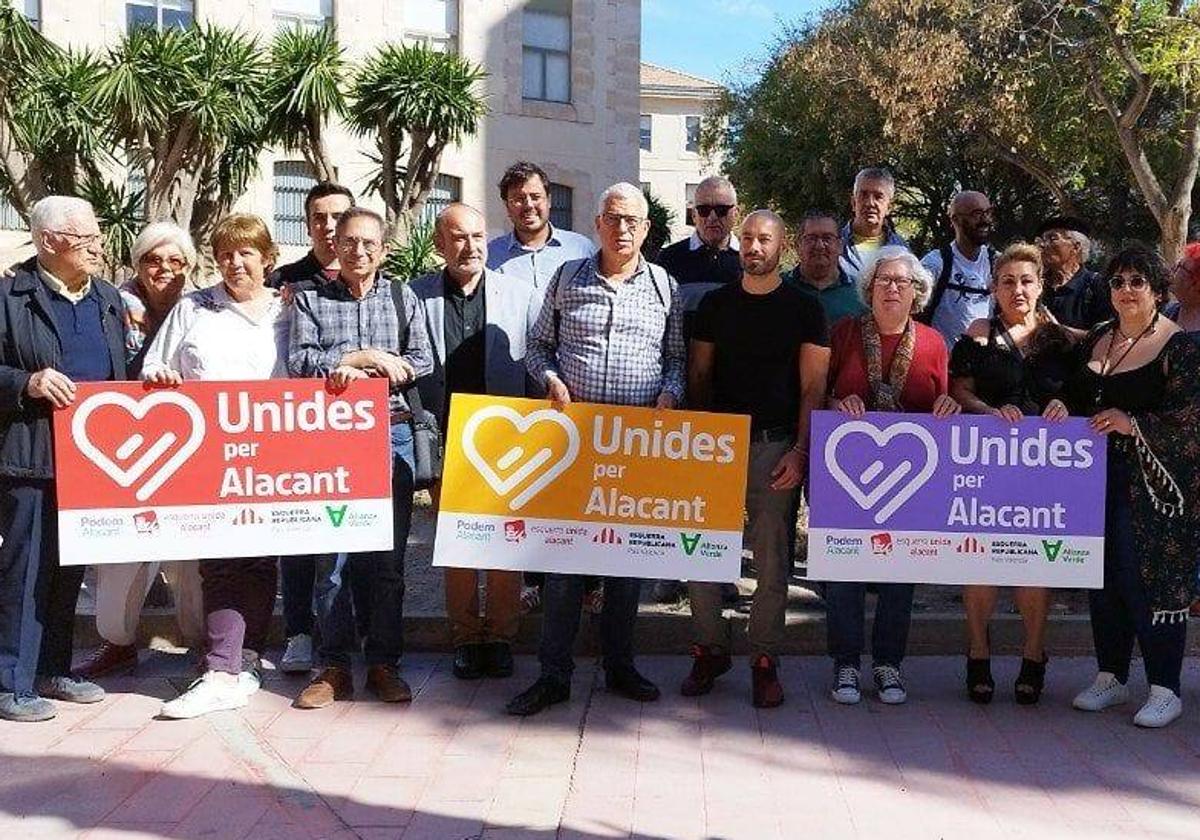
[47,230,102,249]
[957,208,994,221]
[1107,274,1150,291]
[695,204,735,219]
[800,233,839,247]
[1037,231,1072,245]
[140,254,187,272]
[876,275,913,289]
[338,236,381,254]
[600,212,645,230]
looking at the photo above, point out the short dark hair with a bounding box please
[498,161,551,201]
[1105,244,1171,298]
[798,209,841,234]
[304,182,356,217]
[335,206,386,239]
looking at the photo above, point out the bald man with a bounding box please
[411,204,539,680]
[920,190,996,346]
[684,210,831,708]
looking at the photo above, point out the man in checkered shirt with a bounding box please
[507,183,685,717]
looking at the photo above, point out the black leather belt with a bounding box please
[389,410,413,425]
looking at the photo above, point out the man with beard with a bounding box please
[681,210,830,708]
[840,167,908,282]
[1036,216,1113,329]
[920,191,996,346]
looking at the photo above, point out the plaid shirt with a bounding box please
[288,272,433,412]
[526,256,685,407]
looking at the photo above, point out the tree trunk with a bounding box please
[378,116,398,234]
[306,113,337,182]
[1160,204,1189,265]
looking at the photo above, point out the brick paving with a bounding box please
[2,653,1200,839]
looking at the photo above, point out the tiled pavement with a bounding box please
[2,654,1200,840]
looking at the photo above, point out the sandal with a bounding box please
[1015,655,1048,705]
[966,657,994,704]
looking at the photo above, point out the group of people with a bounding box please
[0,162,1196,734]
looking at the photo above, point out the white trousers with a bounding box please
[94,561,205,647]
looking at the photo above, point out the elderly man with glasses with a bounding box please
[657,175,743,304]
[0,196,129,721]
[1035,216,1114,329]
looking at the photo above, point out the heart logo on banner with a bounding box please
[461,406,580,511]
[71,391,207,502]
[823,420,939,524]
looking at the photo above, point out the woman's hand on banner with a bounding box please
[932,394,961,418]
[1042,399,1069,422]
[831,394,865,418]
[143,368,183,387]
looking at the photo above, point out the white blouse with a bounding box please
[140,283,289,382]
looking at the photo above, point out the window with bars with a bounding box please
[685,116,701,153]
[549,183,572,231]
[420,174,462,225]
[126,0,194,33]
[273,0,333,31]
[0,196,25,231]
[523,0,570,103]
[639,115,652,152]
[404,0,458,52]
[21,0,40,29]
[274,161,318,247]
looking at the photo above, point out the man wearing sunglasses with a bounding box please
[1035,216,1114,329]
[657,175,743,304]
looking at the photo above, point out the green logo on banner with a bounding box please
[325,505,348,527]
[680,533,702,556]
[1041,539,1063,562]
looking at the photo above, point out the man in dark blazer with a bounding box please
[411,203,537,681]
[0,196,129,722]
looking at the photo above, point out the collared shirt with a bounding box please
[486,224,595,291]
[37,262,92,303]
[141,283,288,382]
[289,272,434,412]
[783,266,867,328]
[838,221,909,282]
[443,272,487,397]
[1043,266,1114,330]
[526,256,685,406]
[687,230,740,252]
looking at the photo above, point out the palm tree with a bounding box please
[265,24,346,183]
[346,43,487,235]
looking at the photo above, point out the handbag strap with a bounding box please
[387,275,425,417]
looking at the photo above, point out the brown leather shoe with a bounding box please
[73,642,137,680]
[680,644,732,697]
[365,665,412,703]
[751,654,784,708]
[294,666,354,709]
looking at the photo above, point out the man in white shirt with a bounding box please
[920,191,995,347]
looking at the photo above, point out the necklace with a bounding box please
[1100,312,1158,377]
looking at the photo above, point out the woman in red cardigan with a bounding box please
[824,245,959,706]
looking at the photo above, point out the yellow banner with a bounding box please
[439,395,751,531]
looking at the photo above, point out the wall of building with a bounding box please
[638,92,722,244]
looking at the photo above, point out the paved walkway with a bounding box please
[2,654,1199,840]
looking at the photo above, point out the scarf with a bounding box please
[861,313,916,411]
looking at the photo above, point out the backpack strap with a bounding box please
[387,275,426,416]
[919,243,954,325]
[551,258,593,343]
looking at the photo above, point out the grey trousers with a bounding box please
[688,438,796,657]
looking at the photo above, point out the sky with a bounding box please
[641,0,830,84]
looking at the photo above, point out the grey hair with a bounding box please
[852,167,896,197]
[858,245,933,314]
[1066,229,1091,263]
[131,222,197,269]
[695,175,737,204]
[29,195,95,237]
[597,182,649,217]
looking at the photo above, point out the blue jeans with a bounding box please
[315,423,415,668]
[538,574,642,683]
[824,581,915,670]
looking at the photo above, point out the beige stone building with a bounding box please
[1,0,642,264]
[638,61,724,243]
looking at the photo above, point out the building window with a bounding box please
[273,0,333,31]
[126,0,194,33]
[420,174,462,224]
[685,116,701,153]
[21,0,40,29]
[549,182,573,231]
[523,0,571,103]
[0,196,25,231]
[404,0,458,53]
[274,161,318,247]
[639,115,652,152]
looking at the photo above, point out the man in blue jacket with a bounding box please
[0,196,129,722]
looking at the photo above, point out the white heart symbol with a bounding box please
[71,391,206,502]
[823,420,938,524]
[461,406,580,511]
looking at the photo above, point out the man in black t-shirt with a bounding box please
[682,210,831,709]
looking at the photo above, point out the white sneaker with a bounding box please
[280,634,313,674]
[238,668,262,698]
[1072,672,1130,712]
[1133,685,1183,728]
[873,665,907,704]
[160,671,248,719]
[831,666,861,704]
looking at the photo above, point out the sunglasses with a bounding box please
[1107,274,1150,291]
[695,204,735,219]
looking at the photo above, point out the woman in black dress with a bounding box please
[1066,246,1200,729]
[950,243,1077,705]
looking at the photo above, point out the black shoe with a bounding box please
[483,642,514,678]
[606,668,661,702]
[452,644,485,680]
[505,676,570,716]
